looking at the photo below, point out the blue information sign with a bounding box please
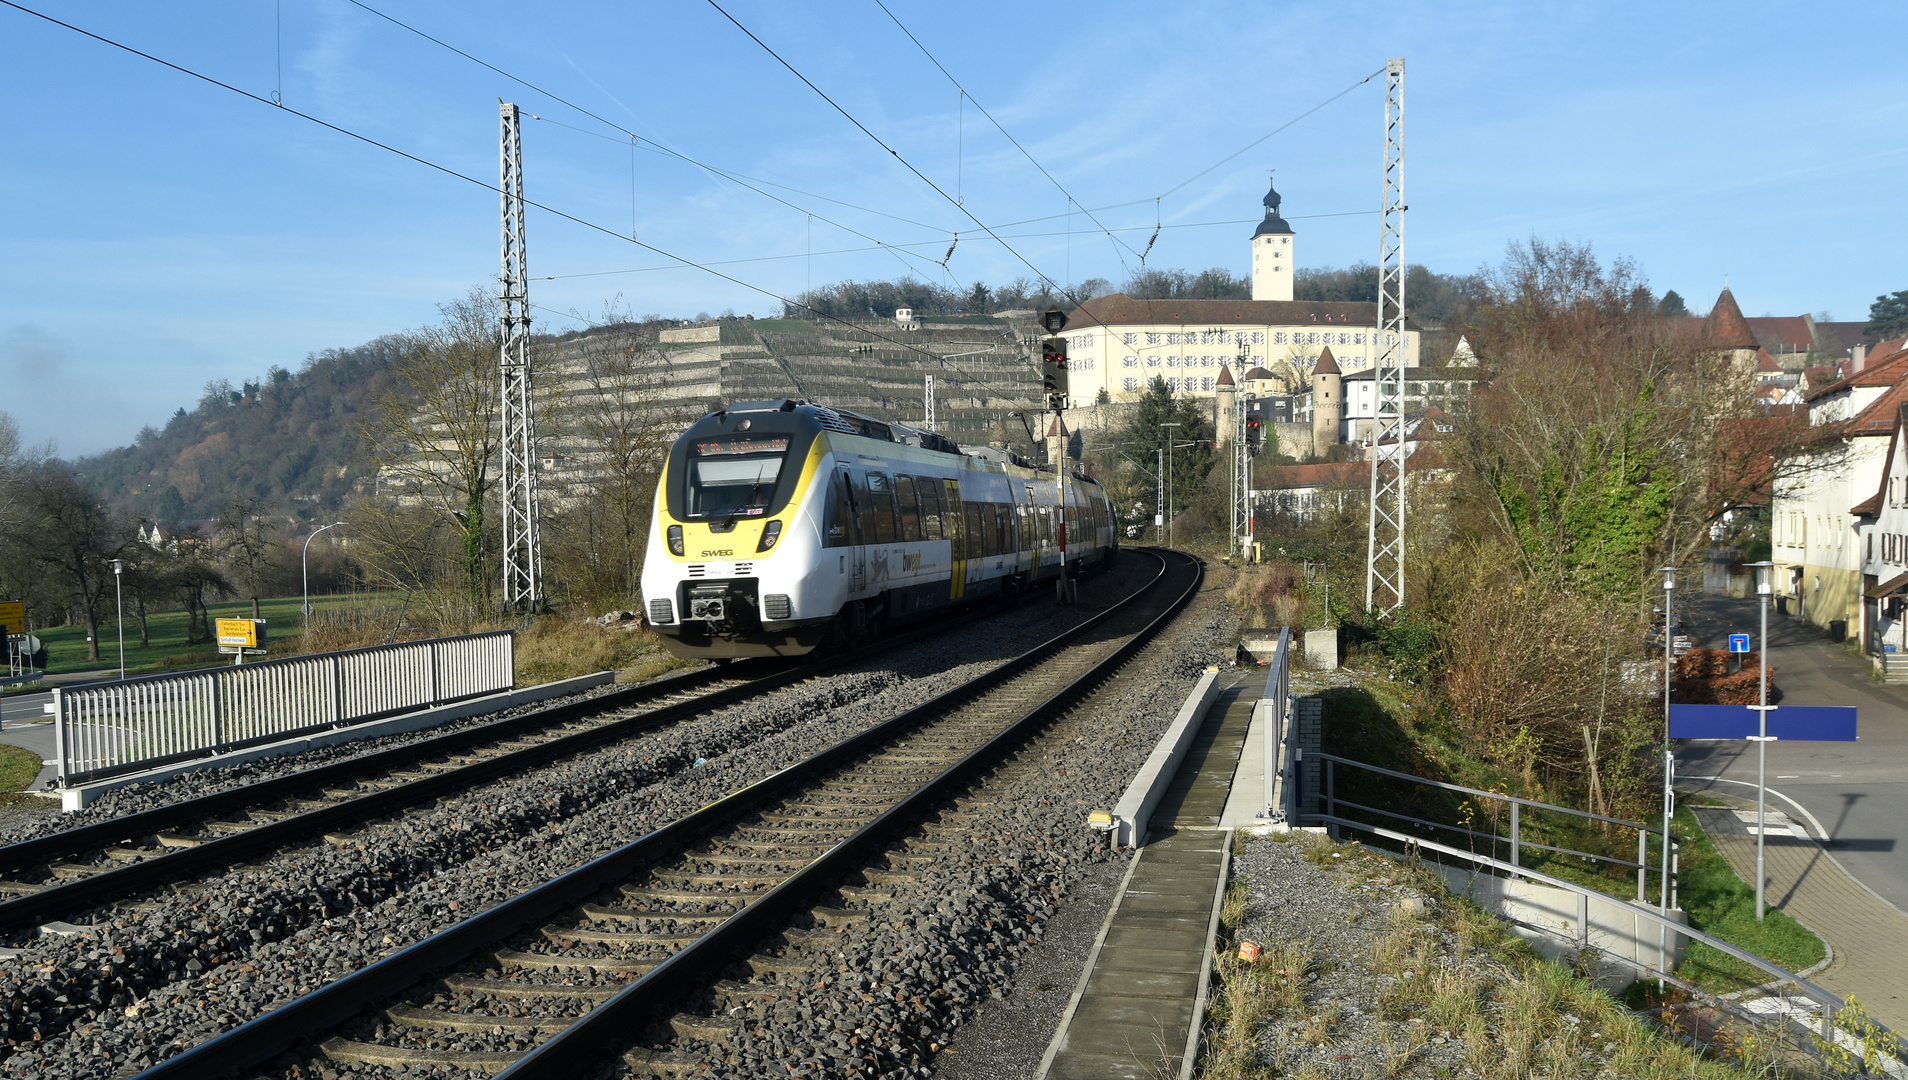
[1728,633,1751,653]
[1670,704,1857,741]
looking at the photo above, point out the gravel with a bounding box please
[0,558,1167,1079]
[583,555,1244,1080]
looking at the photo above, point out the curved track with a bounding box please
[128,549,1201,1080]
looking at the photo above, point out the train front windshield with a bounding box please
[685,435,790,517]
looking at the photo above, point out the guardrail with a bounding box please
[1312,814,1894,1060]
[51,631,513,786]
[1256,626,1293,823]
[1316,752,1670,903]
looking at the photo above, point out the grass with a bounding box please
[32,593,369,676]
[1670,805,1827,991]
[1199,832,1768,1080]
[0,745,40,795]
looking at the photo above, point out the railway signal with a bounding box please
[1244,413,1264,455]
[1041,337,1069,412]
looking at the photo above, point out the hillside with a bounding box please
[76,337,402,524]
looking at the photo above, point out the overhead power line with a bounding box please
[0,0,1024,400]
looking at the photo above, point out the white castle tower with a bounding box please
[1250,174,1294,302]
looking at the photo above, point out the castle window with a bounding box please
[1201,377,1214,391]
[1274,332,1287,344]
[1123,377,1139,392]
[1122,355,1139,368]
[1123,333,1137,346]
[1165,355,1178,368]
[1354,332,1365,344]
[1146,355,1161,368]
[1167,377,1181,390]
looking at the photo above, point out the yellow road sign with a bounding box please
[216,618,265,648]
[0,602,23,636]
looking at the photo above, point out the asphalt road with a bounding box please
[0,691,51,727]
[1675,593,1908,913]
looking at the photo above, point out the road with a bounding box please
[0,691,51,727]
[1675,592,1908,913]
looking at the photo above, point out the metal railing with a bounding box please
[1316,752,1671,903]
[51,631,514,786]
[1255,627,1292,823]
[1313,813,1900,1059]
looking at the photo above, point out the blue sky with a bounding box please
[2,0,1904,456]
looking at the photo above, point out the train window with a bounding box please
[965,504,985,560]
[992,504,1009,556]
[867,473,898,544]
[978,504,998,557]
[917,477,944,540]
[685,437,789,518]
[896,476,922,542]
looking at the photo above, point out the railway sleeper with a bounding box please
[616,887,751,908]
[668,1012,740,1042]
[579,902,731,925]
[623,1045,708,1078]
[0,879,49,896]
[319,1035,522,1072]
[385,1002,570,1034]
[154,832,204,848]
[47,861,104,879]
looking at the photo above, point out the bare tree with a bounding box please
[360,288,512,614]
[216,496,278,618]
[545,313,683,611]
[21,467,119,660]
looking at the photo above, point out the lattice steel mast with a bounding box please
[1365,58,1406,614]
[499,101,543,612]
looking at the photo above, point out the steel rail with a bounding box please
[129,549,1195,1080]
[0,582,1058,934]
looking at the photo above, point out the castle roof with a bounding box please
[1313,347,1340,375]
[1070,294,1415,329]
[1252,176,1293,238]
[1215,365,1235,387]
[1704,288,1760,350]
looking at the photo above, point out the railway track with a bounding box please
[128,549,1200,1080]
[0,585,1061,938]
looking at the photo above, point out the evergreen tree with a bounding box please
[1867,289,1908,343]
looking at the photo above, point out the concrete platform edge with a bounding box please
[1109,671,1224,847]
[46,671,615,811]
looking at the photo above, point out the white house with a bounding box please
[1854,401,1908,663]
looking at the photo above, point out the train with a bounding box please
[640,398,1119,659]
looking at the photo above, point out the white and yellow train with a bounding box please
[641,399,1118,659]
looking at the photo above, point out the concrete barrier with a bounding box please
[1104,670,1223,847]
[47,671,615,811]
[1431,863,1688,986]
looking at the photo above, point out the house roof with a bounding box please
[1854,403,1908,518]
[1744,316,1813,353]
[1313,347,1339,375]
[1243,366,1275,381]
[1704,288,1760,350]
[1070,293,1418,330]
[1755,347,1781,372]
[1807,346,1908,404]
[1264,460,1370,490]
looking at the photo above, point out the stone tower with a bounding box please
[1704,287,1761,379]
[1214,364,1237,445]
[1250,174,1295,302]
[1311,347,1342,452]
[1046,415,1069,468]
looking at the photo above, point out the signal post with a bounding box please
[1038,308,1076,604]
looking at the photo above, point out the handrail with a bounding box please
[1327,794,1648,872]
[1259,626,1291,822]
[1312,750,1661,835]
[1312,814,1846,1017]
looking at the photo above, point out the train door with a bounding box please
[835,465,867,594]
[964,497,985,591]
[943,478,965,600]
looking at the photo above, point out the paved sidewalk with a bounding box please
[1692,802,1908,1030]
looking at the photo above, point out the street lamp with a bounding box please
[1161,422,1180,547]
[303,522,347,643]
[1656,565,1678,916]
[1745,560,1776,920]
[110,558,126,681]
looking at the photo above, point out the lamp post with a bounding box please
[303,522,346,643]
[110,558,126,681]
[1656,565,1678,915]
[1161,422,1180,547]
[1746,560,1776,919]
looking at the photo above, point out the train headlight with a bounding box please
[756,520,783,552]
[667,525,684,556]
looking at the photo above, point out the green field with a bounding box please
[29,594,366,677]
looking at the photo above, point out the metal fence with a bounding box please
[51,631,514,785]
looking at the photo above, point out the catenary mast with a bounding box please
[499,101,544,612]
[1365,58,1407,614]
